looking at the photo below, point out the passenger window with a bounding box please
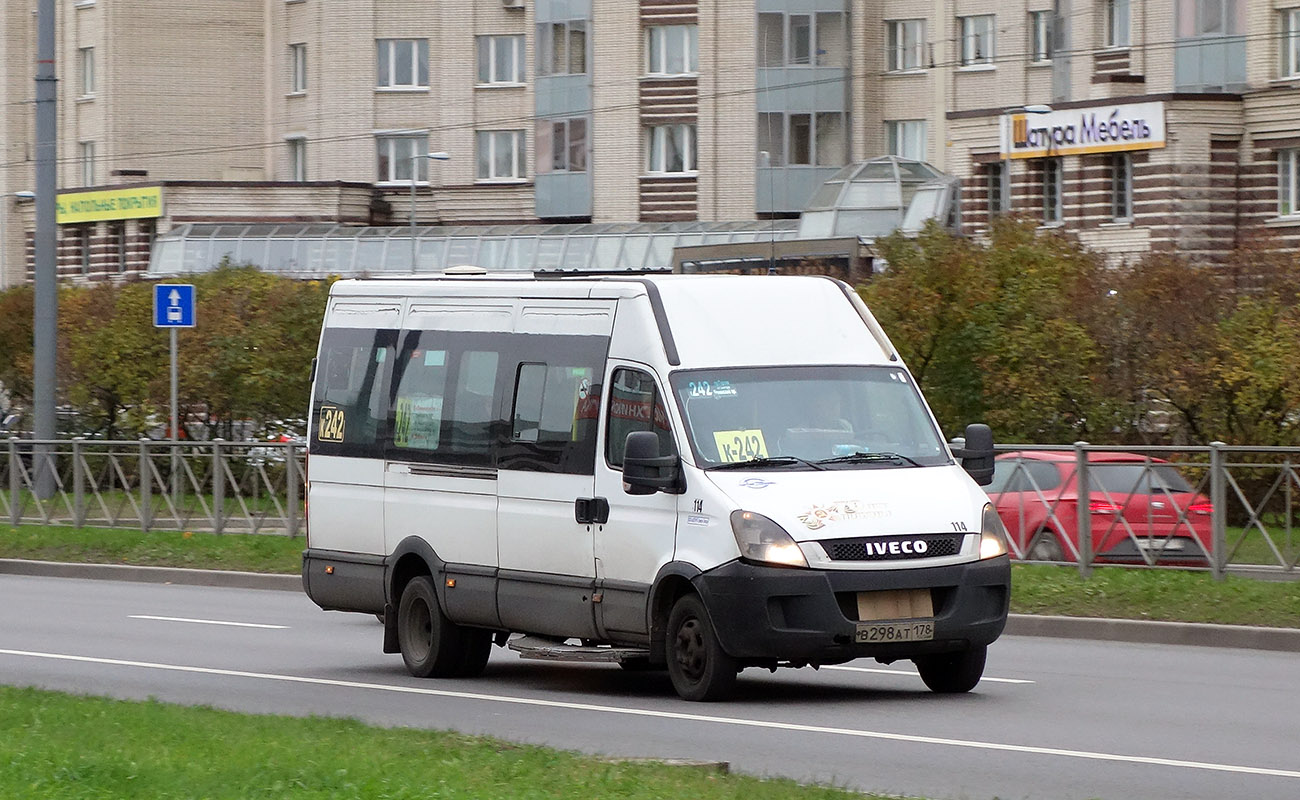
[606,368,676,468]
[393,347,448,451]
[448,350,499,456]
[504,362,600,473]
[312,328,395,454]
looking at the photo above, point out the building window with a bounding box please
[376,135,429,183]
[537,20,587,76]
[79,141,95,186]
[1279,149,1299,216]
[80,226,92,275]
[476,130,526,180]
[757,112,846,167]
[1282,9,1300,78]
[288,138,306,181]
[987,162,1006,216]
[78,47,95,95]
[477,35,524,85]
[959,15,995,67]
[646,25,698,75]
[756,12,845,67]
[109,222,127,273]
[646,124,697,174]
[1105,0,1131,48]
[1030,11,1053,62]
[886,20,925,72]
[536,118,587,173]
[376,39,429,88]
[1043,157,1063,223]
[886,120,926,161]
[289,43,307,93]
[1111,153,1133,220]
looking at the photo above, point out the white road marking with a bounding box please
[0,647,1295,780]
[821,664,1035,684]
[128,615,288,630]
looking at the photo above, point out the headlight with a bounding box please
[979,503,1009,559]
[730,510,808,568]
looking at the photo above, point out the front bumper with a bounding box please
[693,556,1010,664]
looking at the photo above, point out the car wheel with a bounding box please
[397,576,467,678]
[1027,530,1066,562]
[665,594,738,701]
[914,645,987,693]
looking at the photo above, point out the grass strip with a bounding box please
[0,686,889,800]
[0,523,302,574]
[1010,563,1300,628]
[5,523,1300,628]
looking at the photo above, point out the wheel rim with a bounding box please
[405,597,432,662]
[674,617,708,682]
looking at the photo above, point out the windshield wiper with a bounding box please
[707,456,826,471]
[816,451,923,467]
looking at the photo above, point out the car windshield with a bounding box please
[669,365,951,469]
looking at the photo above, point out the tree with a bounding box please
[0,285,34,411]
[864,218,1113,443]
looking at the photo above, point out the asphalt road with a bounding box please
[3,573,1299,800]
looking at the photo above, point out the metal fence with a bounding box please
[987,443,1300,580]
[4,438,1299,580]
[4,438,302,536]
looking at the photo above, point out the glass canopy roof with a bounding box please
[149,220,804,277]
[797,156,961,240]
[146,157,957,277]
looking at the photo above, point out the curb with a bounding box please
[0,558,300,592]
[4,558,1300,653]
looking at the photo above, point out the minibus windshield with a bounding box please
[670,366,952,469]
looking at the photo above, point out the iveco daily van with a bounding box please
[302,272,1010,701]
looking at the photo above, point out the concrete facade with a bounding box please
[2,0,1299,286]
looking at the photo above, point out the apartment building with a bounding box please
[2,0,1299,287]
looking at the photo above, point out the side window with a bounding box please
[504,362,600,473]
[447,350,499,457]
[393,344,449,451]
[312,328,396,456]
[606,368,675,468]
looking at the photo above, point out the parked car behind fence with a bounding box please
[986,451,1214,565]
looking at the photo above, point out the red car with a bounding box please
[985,451,1214,564]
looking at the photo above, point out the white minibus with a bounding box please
[303,272,1010,701]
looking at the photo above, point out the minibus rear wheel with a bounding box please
[397,575,468,678]
[666,594,738,701]
[914,645,987,693]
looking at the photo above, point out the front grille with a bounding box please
[820,533,965,562]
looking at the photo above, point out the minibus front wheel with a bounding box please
[914,645,987,693]
[397,576,468,678]
[666,594,738,701]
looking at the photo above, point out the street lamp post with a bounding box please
[410,151,450,269]
[0,192,36,290]
[999,104,1052,213]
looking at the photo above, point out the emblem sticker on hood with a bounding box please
[797,500,891,530]
[739,477,775,489]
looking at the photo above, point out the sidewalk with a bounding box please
[5,557,1300,653]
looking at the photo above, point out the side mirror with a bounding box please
[953,423,995,486]
[622,431,681,495]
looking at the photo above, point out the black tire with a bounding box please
[397,576,467,678]
[456,629,493,677]
[1027,530,1065,562]
[914,645,987,693]
[665,594,738,701]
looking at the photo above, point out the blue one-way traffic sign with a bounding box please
[153,284,195,328]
